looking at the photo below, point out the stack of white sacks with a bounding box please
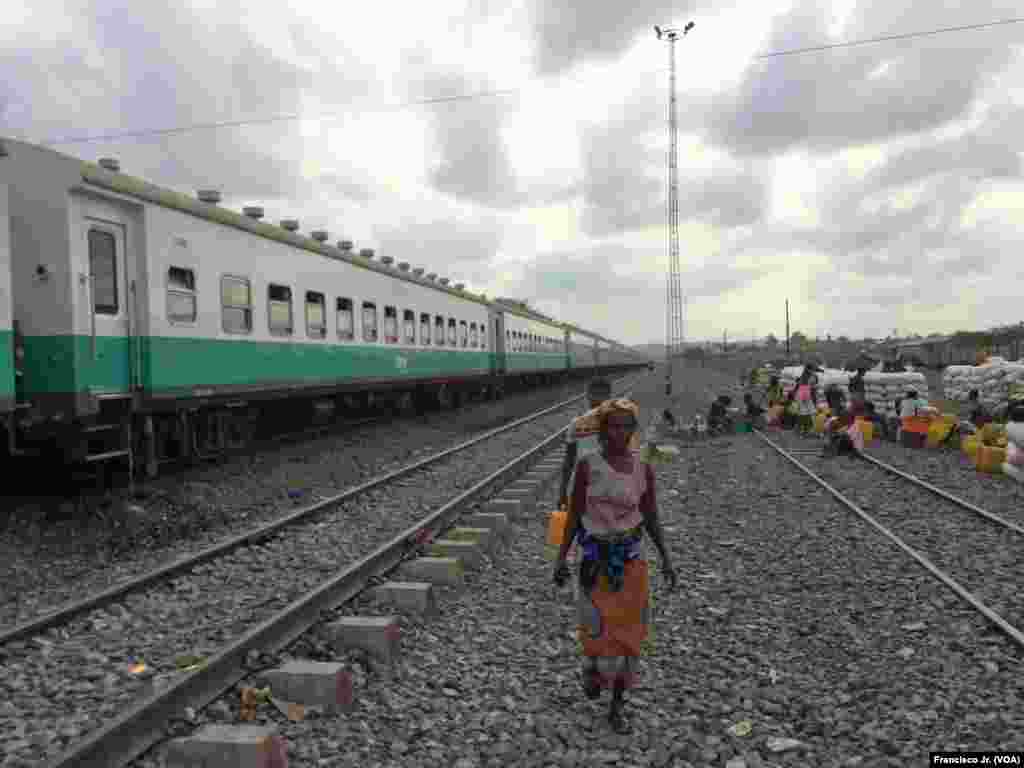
[779,366,929,414]
[942,358,1024,408]
[1003,422,1024,482]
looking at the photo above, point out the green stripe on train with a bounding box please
[0,330,13,396]
[17,335,568,394]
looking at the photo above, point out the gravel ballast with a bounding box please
[119,370,1023,767]
[0,375,653,767]
[0,379,628,629]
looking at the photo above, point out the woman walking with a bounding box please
[552,399,677,734]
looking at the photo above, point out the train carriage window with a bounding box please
[506,329,511,350]
[383,306,398,344]
[435,315,445,346]
[88,228,118,315]
[362,302,378,342]
[336,298,354,340]
[447,318,457,347]
[480,326,486,350]
[470,323,479,348]
[459,321,468,348]
[268,284,293,335]
[221,276,252,334]
[306,291,326,339]
[167,266,196,323]
[420,313,431,345]
[403,310,416,344]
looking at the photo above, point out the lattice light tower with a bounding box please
[655,21,693,396]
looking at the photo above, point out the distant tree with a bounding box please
[765,333,778,347]
[790,331,809,348]
[837,336,851,344]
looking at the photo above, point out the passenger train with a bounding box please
[0,137,650,477]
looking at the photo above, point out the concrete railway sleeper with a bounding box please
[757,429,1024,652]
[0,372,651,768]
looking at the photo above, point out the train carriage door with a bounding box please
[493,313,506,374]
[81,206,133,396]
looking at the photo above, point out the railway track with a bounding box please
[757,430,1024,652]
[0,371,649,768]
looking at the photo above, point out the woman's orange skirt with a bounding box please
[577,559,650,687]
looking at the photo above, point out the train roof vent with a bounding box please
[311,230,329,242]
[98,157,120,172]
[412,267,425,277]
[381,255,394,267]
[242,206,264,219]
[197,189,221,204]
[280,219,299,231]
[338,240,354,252]
[454,282,465,291]
[398,262,410,271]
[426,272,437,281]
[359,248,375,259]
[439,277,450,286]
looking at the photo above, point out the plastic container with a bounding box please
[546,507,568,547]
[962,435,980,460]
[902,415,931,434]
[976,445,1007,474]
[854,418,874,443]
[926,420,953,448]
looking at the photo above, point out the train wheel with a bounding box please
[436,384,453,410]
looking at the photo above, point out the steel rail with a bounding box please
[858,452,1024,536]
[756,430,1024,650]
[0,373,639,647]
[42,374,647,767]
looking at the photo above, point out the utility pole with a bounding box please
[785,299,791,359]
[655,20,694,399]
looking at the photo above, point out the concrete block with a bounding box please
[448,526,497,555]
[464,512,509,540]
[165,724,287,768]
[263,660,354,713]
[372,581,438,616]
[485,498,522,522]
[400,556,465,588]
[428,539,483,569]
[327,616,400,667]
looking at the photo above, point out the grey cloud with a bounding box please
[373,213,507,286]
[512,243,764,308]
[579,84,768,237]
[702,0,1020,157]
[317,173,375,204]
[527,0,724,77]
[1,0,365,204]
[404,62,522,209]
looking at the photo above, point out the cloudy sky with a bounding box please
[3,0,1023,346]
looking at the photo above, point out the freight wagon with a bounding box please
[0,137,649,477]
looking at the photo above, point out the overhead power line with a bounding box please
[752,16,1023,59]
[32,16,1024,146]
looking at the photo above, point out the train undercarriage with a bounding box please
[4,367,630,486]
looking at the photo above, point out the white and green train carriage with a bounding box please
[0,178,13,453]
[0,136,647,477]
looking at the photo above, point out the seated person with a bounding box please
[743,393,765,427]
[899,390,929,419]
[967,389,991,428]
[708,395,734,434]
